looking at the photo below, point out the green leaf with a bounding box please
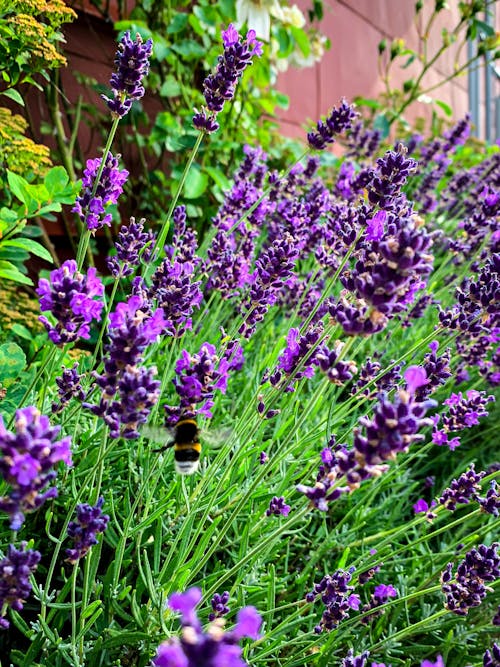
[167,12,189,34]
[159,76,181,98]
[204,166,232,191]
[1,88,24,106]
[172,39,206,60]
[434,99,453,117]
[290,26,311,57]
[7,171,31,205]
[10,323,33,340]
[44,166,69,196]
[2,238,53,263]
[182,167,208,199]
[0,342,26,383]
[373,113,391,138]
[0,260,33,285]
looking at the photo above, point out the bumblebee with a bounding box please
[170,417,201,475]
[144,416,201,475]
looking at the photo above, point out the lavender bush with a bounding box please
[0,18,498,667]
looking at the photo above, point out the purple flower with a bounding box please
[239,233,299,338]
[37,260,104,345]
[193,25,262,134]
[206,146,270,297]
[341,649,370,667]
[107,217,155,278]
[413,498,430,513]
[73,153,129,232]
[259,451,268,464]
[51,362,86,413]
[361,583,397,624]
[483,643,500,667]
[266,496,290,517]
[153,587,261,667]
[306,568,359,632]
[66,497,109,563]
[102,31,153,118]
[0,542,41,629]
[366,210,386,242]
[298,386,436,510]
[404,366,428,395]
[165,343,230,423]
[421,658,445,667]
[479,480,500,517]
[273,324,324,390]
[150,207,203,337]
[0,407,72,530]
[441,543,500,615]
[307,98,357,150]
[208,591,230,621]
[432,390,495,450]
[439,464,485,511]
[84,294,165,438]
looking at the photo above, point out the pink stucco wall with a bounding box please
[276,0,481,139]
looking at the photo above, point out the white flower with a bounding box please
[234,0,281,41]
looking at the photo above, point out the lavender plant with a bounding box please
[0,17,499,667]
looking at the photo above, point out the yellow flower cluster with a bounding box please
[1,0,76,68]
[0,281,44,342]
[0,107,52,176]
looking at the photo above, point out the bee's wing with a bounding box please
[142,425,175,448]
[199,427,235,449]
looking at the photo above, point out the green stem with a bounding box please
[7,345,59,428]
[76,115,121,270]
[148,131,205,269]
[71,564,80,666]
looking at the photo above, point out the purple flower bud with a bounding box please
[37,260,104,345]
[66,497,109,563]
[0,407,72,530]
[52,362,86,413]
[193,24,262,133]
[208,591,230,621]
[73,153,128,232]
[102,31,153,118]
[341,648,370,667]
[107,217,155,278]
[439,464,485,511]
[0,542,41,629]
[483,643,500,667]
[266,496,290,517]
[307,99,357,151]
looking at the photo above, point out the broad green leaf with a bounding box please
[167,13,189,34]
[7,171,31,205]
[0,260,33,285]
[10,323,33,340]
[182,167,208,199]
[204,166,232,191]
[159,76,181,98]
[1,88,24,106]
[2,238,53,263]
[0,342,26,382]
[44,166,69,196]
[291,26,311,57]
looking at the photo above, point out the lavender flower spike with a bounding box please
[153,586,262,667]
[73,153,128,232]
[0,543,41,629]
[66,497,110,563]
[0,407,72,530]
[37,259,104,345]
[102,31,153,118]
[193,24,263,134]
[307,98,357,150]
